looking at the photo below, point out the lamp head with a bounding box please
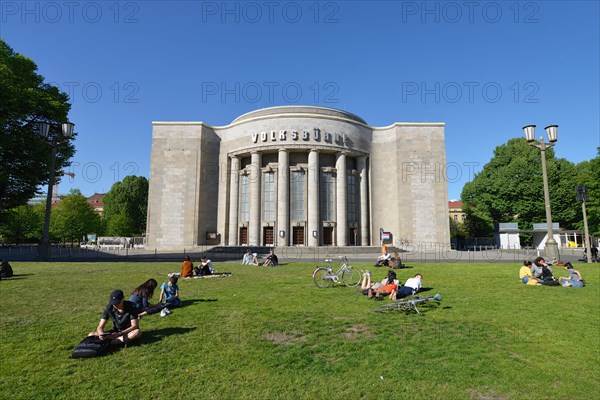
[522,125,536,142]
[36,122,50,139]
[62,122,75,138]
[544,125,558,143]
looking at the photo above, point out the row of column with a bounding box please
[227,149,369,246]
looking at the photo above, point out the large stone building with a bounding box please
[146,106,449,249]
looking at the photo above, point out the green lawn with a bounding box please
[1,261,598,400]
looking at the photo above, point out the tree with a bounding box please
[449,217,467,239]
[0,203,43,243]
[0,39,75,214]
[574,148,600,236]
[461,138,581,237]
[103,176,148,236]
[50,190,101,243]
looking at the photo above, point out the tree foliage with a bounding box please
[574,148,600,236]
[50,190,101,243]
[103,176,148,236]
[0,39,75,214]
[461,138,581,237]
[0,203,43,243]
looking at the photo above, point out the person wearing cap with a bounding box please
[89,289,141,346]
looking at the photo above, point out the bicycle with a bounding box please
[312,256,362,288]
[372,293,442,315]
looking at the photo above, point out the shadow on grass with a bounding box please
[1,273,34,280]
[417,287,434,294]
[182,298,218,307]
[137,327,197,345]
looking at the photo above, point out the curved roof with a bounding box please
[231,106,367,125]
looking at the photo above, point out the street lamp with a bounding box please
[576,185,592,263]
[36,121,75,261]
[522,124,559,260]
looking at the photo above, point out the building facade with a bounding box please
[449,200,465,223]
[146,106,449,249]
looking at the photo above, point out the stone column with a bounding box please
[336,152,347,246]
[358,156,369,246]
[277,149,289,246]
[308,149,319,246]
[228,156,240,245]
[249,151,261,246]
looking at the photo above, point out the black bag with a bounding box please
[0,260,13,278]
[71,336,112,358]
[541,278,560,286]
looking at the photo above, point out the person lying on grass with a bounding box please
[396,274,423,299]
[89,289,141,346]
[129,278,167,318]
[361,270,399,300]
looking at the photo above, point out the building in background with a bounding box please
[449,200,465,223]
[147,106,449,249]
[86,193,105,215]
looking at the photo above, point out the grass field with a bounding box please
[0,260,598,400]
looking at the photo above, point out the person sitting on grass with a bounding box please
[360,270,398,300]
[0,259,13,279]
[375,251,392,267]
[242,249,259,266]
[519,261,541,286]
[158,275,182,316]
[559,262,585,287]
[531,257,556,281]
[396,274,423,299]
[388,252,404,269]
[181,256,194,278]
[195,256,213,276]
[129,278,167,318]
[89,289,141,347]
[263,249,279,266]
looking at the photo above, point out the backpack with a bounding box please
[71,335,112,358]
[0,260,13,278]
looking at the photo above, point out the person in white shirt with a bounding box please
[242,249,259,266]
[397,274,423,299]
[194,256,213,276]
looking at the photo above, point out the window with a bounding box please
[291,171,305,221]
[263,172,275,221]
[239,174,250,221]
[320,172,335,221]
[347,174,357,223]
[454,215,458,221]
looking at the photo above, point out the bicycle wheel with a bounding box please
[341,267,360,287]
[373,300,414,313]
[313,267,332,288]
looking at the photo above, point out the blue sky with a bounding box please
[1,1,599,200]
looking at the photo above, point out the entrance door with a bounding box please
[239,227,248,245]
[323,227,333,246]
[292,227,304,245]
[263,227,274,246]
[349,228,357,246]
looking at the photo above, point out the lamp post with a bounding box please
[522,124,560,260]
[36,121,75,261]
[576,186,592,263]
